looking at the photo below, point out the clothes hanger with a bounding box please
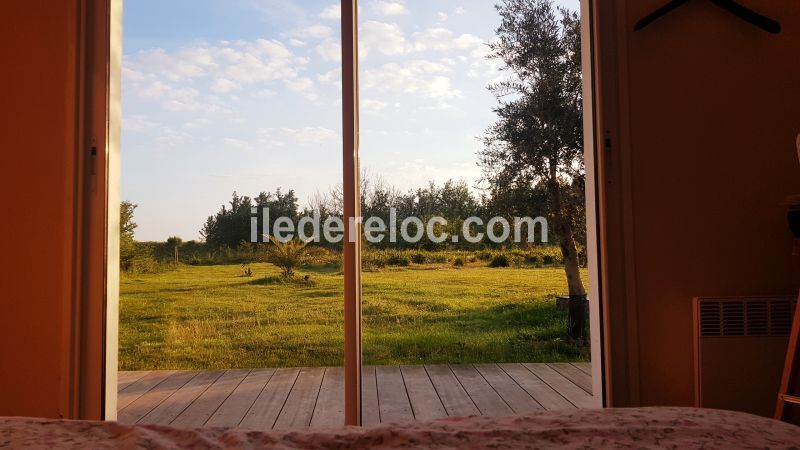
[634,0,781,34]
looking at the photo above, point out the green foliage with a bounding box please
[386,252,410,267]
[120,201,138,270]
[357,247,564,271]
[481,0,586,295]
[262,235,322,278]
[125,245,174,274]
[411,252,427,264]
[488,254,510,268]
[166,236,183,246]
[201,189,299,249]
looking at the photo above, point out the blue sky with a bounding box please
[122,0,579,241]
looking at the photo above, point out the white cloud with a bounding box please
[370,0,409,16]
[362,99,388,112]
[319,4,341,20]
[122,66,146,82]
[257,127,339,146]
[289,25,333,40]
[223,137,252,150]
[127,39,305,86]
[210,78,240,94]
[154,128,191,148]
[437,12,448,22]
[288,38,307,47]
[183,118,211,129]
[360,21,411,57]
[316,40,342,62]
[162,98,231,114]
[411,28,484,55]
[124,38,316,112]
[131,48,217,81]
[123,116,160,132]
[284,77,314,93]
[317,68,342,89]
[363,60,461,101]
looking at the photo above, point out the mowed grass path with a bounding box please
[119,263,589,370]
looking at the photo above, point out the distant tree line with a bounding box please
[198,175,580,251]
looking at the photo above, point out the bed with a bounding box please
[1,407,798,449]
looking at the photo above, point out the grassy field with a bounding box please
[119,263,589,370]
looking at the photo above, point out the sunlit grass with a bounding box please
[119,263,589,370]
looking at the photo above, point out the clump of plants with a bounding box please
[476,250,494,261]
[452,257,465,267]
[386,253,410,267]
[262,235,321,278]
[488,254,510,268]
[411,252,427,264]
[240,263,253,277]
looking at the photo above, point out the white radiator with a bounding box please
[693,296,795,417]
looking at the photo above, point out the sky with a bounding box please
[122,0,580,241]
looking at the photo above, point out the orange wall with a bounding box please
[0,2,79,417]
[601,1,800,405]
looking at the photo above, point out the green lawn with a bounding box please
[119,263,589,370]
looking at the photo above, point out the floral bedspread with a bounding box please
[1,407,799,449]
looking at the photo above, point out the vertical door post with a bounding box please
[341,0,362,427]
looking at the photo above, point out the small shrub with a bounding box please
[543,255,555,265]
[386,253,410,267]
[428,253,448,264]
[240,263,253,277]
[411,252,427,264]
[527,255,541,265]
[362,251,387,270]
[476,250,493,261]
[453,257,465,267]
[262,236,322,278]
[488,254,510,268]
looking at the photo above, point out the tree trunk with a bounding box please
[559,221,587,341]
[548,179,587,341]
[558,221,586,297]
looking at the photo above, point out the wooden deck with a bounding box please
[117,363,593,429]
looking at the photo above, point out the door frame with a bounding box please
[341,0,363,426]
[84,0,612,421]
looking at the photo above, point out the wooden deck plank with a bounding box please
[138,370,225,425]
[273,367,325,430]
[375,365,414,423]
[425,365,479,417]
[450,365,513,417]
[118,371,199,424]
[361,366,380,426]
[524,363,595,408]
[549,363,593,394]
[474,364,543,414]
[205,369,276,428]
[117,370,176,410]
[118,371,150,392]
[118,365,591,427]
[499,363,574,410]
[240,367,300,430]
[400,365,447,421]
[171,369,251,427]
[310,367,345,428]
[572,362,592,376]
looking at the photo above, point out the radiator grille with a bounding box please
[699,297,796,337]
